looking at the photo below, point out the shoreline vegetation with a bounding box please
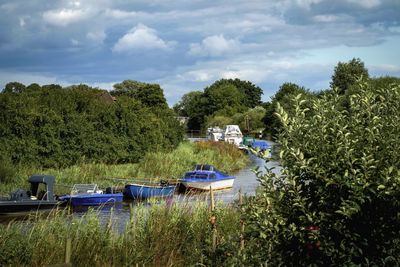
[0,140,249,266]
[0,141,250,195]
[0,201,242,266]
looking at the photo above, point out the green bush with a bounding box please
[242,81,400,265]
[0,156,16,184]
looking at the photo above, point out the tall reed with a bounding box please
[0,200,241,266]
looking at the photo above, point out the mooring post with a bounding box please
[129,202,134,222]
[209,186,217,253]
[210,186,215,211]
[65,238,72,264]
[239,188,245,251]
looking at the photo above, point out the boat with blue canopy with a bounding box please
[180,164,235,191]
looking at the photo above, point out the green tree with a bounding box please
[204,83,244,115]
[330,58,369,94]
[204,78,263,108]
[26,83,41,93]
[242,80,400,265]
[173,91,208,130]
[263,82,312,138]
[204,115,233,129]
[112,80,168,108]
[2,82,26,93]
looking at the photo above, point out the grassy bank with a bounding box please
[0,141,249,195]
[0,201,241,266]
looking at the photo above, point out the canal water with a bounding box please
[0,144,282,229]
[69,149,282,231]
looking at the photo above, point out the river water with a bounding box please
[69,148,282,231]
[1,145,282,228]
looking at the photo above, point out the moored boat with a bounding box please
[180,164,235,191]
[60,184,123,206]
[0,175,60,216]
[124,181,176,200]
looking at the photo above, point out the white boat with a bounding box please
[207,127,223,141]
[180,164,235,191]
[223,125,243,146]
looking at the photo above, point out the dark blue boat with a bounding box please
[60,184,123,206]
[180,164,235,191]
[124,182,176,200]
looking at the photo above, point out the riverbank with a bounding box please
[0,200,242,266]
[0,141,250,195]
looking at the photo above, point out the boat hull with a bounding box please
[0,200,60,216]
[124,184,176,199]
[60,193,123,206]
[181,178,235,191]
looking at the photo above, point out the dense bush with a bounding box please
[0,83,184,169]
[242,81,400,265]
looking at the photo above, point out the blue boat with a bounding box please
[124,181,176,200]
[180,164,235,191]
[60,184,123,206]
[248,139,271,159]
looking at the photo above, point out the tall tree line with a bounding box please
[0,82,184,168]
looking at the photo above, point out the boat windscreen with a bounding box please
[71,184,98,195]
[185,173,209,179]
[194,165,215,171]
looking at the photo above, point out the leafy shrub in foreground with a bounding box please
[242,81,400,265]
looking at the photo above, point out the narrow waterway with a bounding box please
[1,144,282,229]
[69,146,282,231]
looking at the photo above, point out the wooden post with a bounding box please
[210,186,215,211]
[129,203,134,222]
[65,238,72,264]
[239,188,245,251]
[210,186,217,253]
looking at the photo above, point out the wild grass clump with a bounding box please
[0,201,241,266]
[134,141,249,180]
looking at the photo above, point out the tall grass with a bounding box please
[0,141,249,195]
[134,141,249,180]
[0,201,241,266]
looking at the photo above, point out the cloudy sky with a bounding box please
[0,0,399,105]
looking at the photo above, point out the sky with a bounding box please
[0,0,399,105]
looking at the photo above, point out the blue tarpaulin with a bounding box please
[250,140,269,150]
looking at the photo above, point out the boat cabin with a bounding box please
[9,175,56,201]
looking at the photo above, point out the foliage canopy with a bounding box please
[243,80,400,265]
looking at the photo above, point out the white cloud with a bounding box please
[313,14,338,23]
[0,71,61,89]
[43,8,91,27]
[19,17,25,27]
[295,0,325,9]
[188,35,240,57]
[87,30,106,43]
[345,0,381,8]
[112,24,171,52]
[71,39,79,46]
[104,9,140,20]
